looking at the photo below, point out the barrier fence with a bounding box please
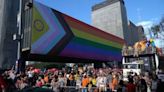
[42,86,115,92]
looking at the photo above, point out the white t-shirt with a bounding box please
[97,77,107,87]
[9,72,15,80]
[28,71,33,78]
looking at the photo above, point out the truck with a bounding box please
[122,59,144,81]
[122,39,163,81]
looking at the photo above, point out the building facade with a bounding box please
[127,21,146,45]
[92,0,128,39]
[0,0,19,69]
[127,21,139,45]
[92,0,146,45]
[137,25,146,41]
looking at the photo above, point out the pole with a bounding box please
[16,0,22,73]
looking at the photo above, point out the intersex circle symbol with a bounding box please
[34,19,44,32]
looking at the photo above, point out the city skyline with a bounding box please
[36,0,164,28]
[36,0,164,48]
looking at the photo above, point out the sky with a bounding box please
[36,0,164,25]
[36,0,164,46]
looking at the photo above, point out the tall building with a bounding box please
[128,21,146,45]
[127,21,139,45]
[92,0,146,45]
[127,21,146,45]
[137,25,146,41]
[92,0,128,39]
[0,0,19,69]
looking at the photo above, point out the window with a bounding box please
[123,64,137,69]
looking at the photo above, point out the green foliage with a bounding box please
[151,25,160,37]
[150,16,164,39]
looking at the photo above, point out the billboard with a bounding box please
[28,1,125,62]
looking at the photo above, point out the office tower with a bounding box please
[92,0,128,40]
[137,25,146,41]
[0,0,19,69]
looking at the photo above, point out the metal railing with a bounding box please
[42,86,113,92]
[122,47,156,56]
[161,47,164,55]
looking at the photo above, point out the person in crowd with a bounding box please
[126,78,136,92]
[51,75,59,92]
[15,77,22,90]
[81,74,89,92]
[36,78,43,87]
[39,76,45,86]
[44,74,49,84]
[92,75,97,87]
[19,76,28,90]
[5,75,16,92]
[138,78,147,92]
[69,72,75,86]
[133,73,140,92]
[9,70,16,81]
[143,72,152,92]
[87,81,94,92]
[111,74,118,92]
[117,80,126,92]
[4,65,162,92]
[106,72,112,92]
[151,74,158,92]
[75,71,82,90]
[98,73,107,92]
[118,72,123,82]
[58,74,65,92]
[156,79,164,92]
[27,68,34,86]
[63,72,68,86]
[0,75,6,92]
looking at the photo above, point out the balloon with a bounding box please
[140,42,146,51]
[150,39,153,43]
[146,42,150,47]
[134,40,147,52]
[151,42,156,47]
[33,69,40,73]
[134,42,139,49]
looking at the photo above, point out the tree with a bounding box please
[151,25,160,38]
[160,16,164,31]
[150,16,164,40]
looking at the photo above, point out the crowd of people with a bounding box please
[0,65,164,92]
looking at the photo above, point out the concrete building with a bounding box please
[127,21,146,45]
[0,0,19,69]
[137,25,146,41]
[127,21,138,45]
[92,0,146,45]
[92,0,128,40]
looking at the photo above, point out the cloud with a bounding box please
[137,21,154,39]
[151,17,159,22]
[136,8,142,21]
[137,21,153,29]
[137,20,163,48]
